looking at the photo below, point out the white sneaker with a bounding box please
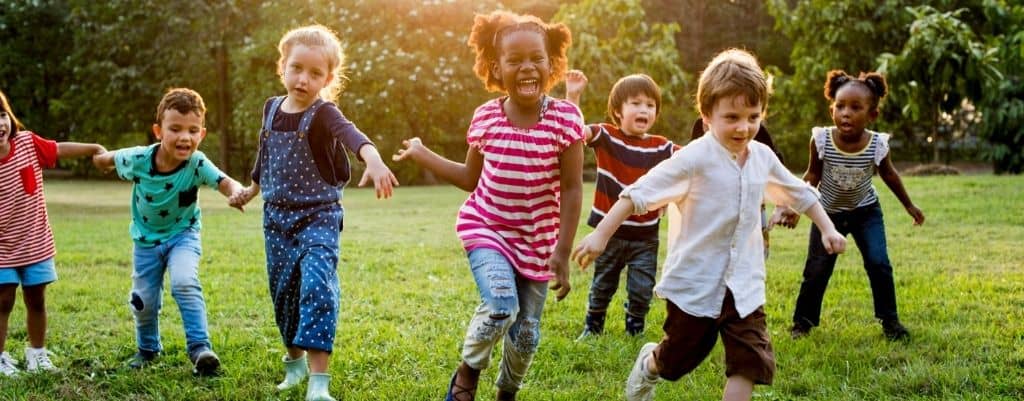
[24,347,57,373]
[625,342,659,401]
[0,351,19,377]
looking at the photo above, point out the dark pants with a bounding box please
[586,237,658,319]
[653,292,775,385]
[793,202,899,327]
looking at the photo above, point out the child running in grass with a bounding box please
[229,25,398,401]
[93,87,243,376]
[572,49,847,401]
[564,70,679,339]
[0,88,106,376]
[788,70,925,341]
[393,10,582,401]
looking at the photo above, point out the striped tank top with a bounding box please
[813,127,890,213]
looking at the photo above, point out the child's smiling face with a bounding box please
[0,110,10,143]
[704,94,763,155]
[830,83,878,137]
[153,109,206,163]
[493,29,550,106]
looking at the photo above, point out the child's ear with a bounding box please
[152,123,162,140]
[491,61,500,78]
[868,108,879,122]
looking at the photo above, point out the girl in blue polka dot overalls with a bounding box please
[231,24,399,401]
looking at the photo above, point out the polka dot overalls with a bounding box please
[258,96,343,352]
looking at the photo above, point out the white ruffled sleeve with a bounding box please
[811,127,829,159]
[873,131,891,165]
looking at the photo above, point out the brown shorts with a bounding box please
[651,291,775,384]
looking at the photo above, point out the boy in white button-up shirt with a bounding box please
[572,49,847,401]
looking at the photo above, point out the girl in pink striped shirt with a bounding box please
[393,10,584,401]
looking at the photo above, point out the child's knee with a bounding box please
[468,313,515,343]
[128,291,158,315]
[508,317,541,354]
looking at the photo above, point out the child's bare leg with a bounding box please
[722,375,754,401]
[0,285,16,352]
[287,345,305,361]
[22,284,47,348]
[307,349,329,373]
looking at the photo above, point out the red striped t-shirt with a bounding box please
[0,131,58,267]
[456,97,584,281]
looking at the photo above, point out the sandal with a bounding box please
[444,364,478,401]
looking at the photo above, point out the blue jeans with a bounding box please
[129,229,211,354]
[461,248,548,393]
[587,237,658,319]
[793,202,899,327]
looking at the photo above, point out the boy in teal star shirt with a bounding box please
[94,87,244,376]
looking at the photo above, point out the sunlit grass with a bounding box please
[0,176,1021,400]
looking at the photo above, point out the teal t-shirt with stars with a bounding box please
[114,144,225,246]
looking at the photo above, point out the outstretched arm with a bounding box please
[803,202,847,254]
[215,177,245,212]
[357,144,399,199]
[878,154,925,225]
[58,142,106,160]
[92,150,116,173]
[572,197,634,270]
[393,137,482,192]
[564,70,595,142]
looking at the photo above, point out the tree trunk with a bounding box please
[215,42,233,174]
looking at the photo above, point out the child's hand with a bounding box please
[767,205,800,229]
[547,253,572,301]
[565,69,588,105]
[820,229,847,255]
[228,186,257,210]
[906,205,925,226]
[358,159,399,199]
[392,137,424,163]
[92,151,115,173]
[571,232,609,270]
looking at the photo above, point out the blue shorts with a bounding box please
[0,258,58,287]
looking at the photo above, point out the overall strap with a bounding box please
[263,96,286,131]
[297,98,327,136]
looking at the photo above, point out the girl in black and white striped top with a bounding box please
[789,70,926,342]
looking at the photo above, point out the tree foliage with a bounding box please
[877,6,1001,164]
[977,1,1024,173]
[553,0,691,141]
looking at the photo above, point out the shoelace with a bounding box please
[29,350,55,370]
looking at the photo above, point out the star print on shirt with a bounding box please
[165,182,173,191]
[179,185,199,207]
[158,209,170,218]
[145,194,154,202]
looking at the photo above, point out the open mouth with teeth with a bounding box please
[517,78,540,96]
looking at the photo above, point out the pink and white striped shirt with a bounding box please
[456,97,584,281]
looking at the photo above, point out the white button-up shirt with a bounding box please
[620,134,820,318]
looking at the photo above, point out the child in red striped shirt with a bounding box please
[0,88,105,376]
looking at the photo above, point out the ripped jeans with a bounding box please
[461,248,548,393]
[129,229,211,355]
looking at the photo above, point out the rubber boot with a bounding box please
[306,373,337,401]
[277,354,309,391]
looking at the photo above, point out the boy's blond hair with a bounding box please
[277,24,347,102]
[156,88,206,125]
[696,49,769,117]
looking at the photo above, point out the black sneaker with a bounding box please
[625,315,645,336]
[188,346,221,376]
[128,349,158,369]
[881,319,910,341]
[790,321,812,339]
[577,312,605,341]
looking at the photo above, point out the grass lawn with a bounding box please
[1,175,1022,400]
